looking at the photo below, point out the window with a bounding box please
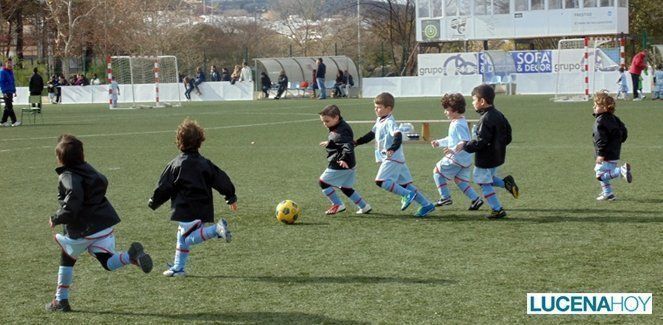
[432,0,443,17]
[599,0,614,6]
[549,0,563,9]
[515,0,529,11]
[494,0,510,14]
[459,0,470,16]
[583,0,597,7]
[475,0,490,15]
[618,0,627,7]
[445,0,457,16]
[532,0,545,10]
[418,0,430,17]
[565,0,579,8]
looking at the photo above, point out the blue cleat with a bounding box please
[414,204,435,217]
[400,191,418,211]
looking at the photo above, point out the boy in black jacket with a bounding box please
[318,105,371,215]
[462,84,519,219]
[149,118,236,277]
[592,91,632,201]
[47,135,152,312]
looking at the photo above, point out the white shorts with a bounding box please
[55,227,116,260]
[473,167,498,185]
[320,168,357,188]
[435,161,472,182]
[375,159,413,185]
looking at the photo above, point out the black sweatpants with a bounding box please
[1,93,16,124]
[631,73,641,98]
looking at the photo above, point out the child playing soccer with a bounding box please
[653,64,663,100]
[47,134,153,312]
[430,93,484,210]
[355,92,436,217]
[149,118,235,277]
[110,79,120,107]
[318,104,372,215]
[592,91,632,201]
[461,84,518,219]
[616,67,629,100]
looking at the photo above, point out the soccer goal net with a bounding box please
[553,38,620,102]
[109,56,182,109]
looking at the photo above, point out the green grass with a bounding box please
[1,96,662,324]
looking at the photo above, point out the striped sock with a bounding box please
[600,181,613,196]
[455,178,480,201]
[106,252,131,271]
[185,225,219,246]
[172,231,190,271]
[347,191,368,208]
[405,184,432,206]
[599,167,621,182]
[55,266,73,301]
[434,168,451,199]
[322,187,343,206]
[481,184,502,211]
[492,176,505,188]
[380,179,410,197]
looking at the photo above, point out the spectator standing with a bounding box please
[0,59,20,127]
[194,67,205,95]
[274,70,288,100]
[260,72,272,99]
[344,70,355,97]
[628,49,648,101]
[29,67,45,109]
[48,75,57,103]
[90,73,101,85]
[231,65,241,85]
[240,61,252,82]
[316,58,327,99]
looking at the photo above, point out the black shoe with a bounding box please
[46,299,72,312]
[486,208,507,219]
[468,197,484,210]
[435,197,453,207]
[128,242,153,274]
[503,175,519,199]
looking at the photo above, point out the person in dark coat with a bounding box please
[149,118,236,277]
[47,134,152,313]
[29,67,44,109]
[260,71,272,98]
[274,70,288,99]
[462,84,518,219]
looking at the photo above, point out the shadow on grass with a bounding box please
[76,310,368,324]
[189,274,454,286]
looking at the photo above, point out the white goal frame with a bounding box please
[108,55,182,109]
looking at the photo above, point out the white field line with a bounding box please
[0,118,320,143]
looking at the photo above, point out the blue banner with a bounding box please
[511,51,553,73]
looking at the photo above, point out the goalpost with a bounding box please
[553,37,622,102]
[108,56,182,109]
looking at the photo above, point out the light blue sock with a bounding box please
[405,184,432,206]
[106,252,131,271]
[600,181,613,196]
[55,266,73,301]
[599,167,621,182]
[492,176,505,188]
[380,179,410,197]
[481,184,502,211]
[434,169,451,199]
[185,225,219,246]
[455,178,480,201]
[322,187,343,206]
[172,231,190,271]
[347,191,368,208]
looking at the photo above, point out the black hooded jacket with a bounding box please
[50,163,121,239]
[463,105,512,168]
[324,119,356,170]
[593,112,627,160]
[149,150,236,223]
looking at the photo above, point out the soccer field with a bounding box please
[1,96,661,323]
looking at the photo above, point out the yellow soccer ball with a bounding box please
[275,200,301,224]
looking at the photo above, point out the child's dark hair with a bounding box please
[594,91,616,113]
[374,92,395,108]
[56,134,85,166]
[319,104,341,117]
[657,64,663,70]
[441,93,466,114]
[176,118,206,151]
[471,84,495,105]
[619,67,625,73]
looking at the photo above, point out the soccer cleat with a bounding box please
[486,208,507,219]
[45,299,72,312]
[11,121,21,127]
[325,204,346,215]
[596,193,616,201]
[435,197,453,207]
[503,175,520,199]
[356,204,372,214]
[621,163,632,183]
[127,242,153,273]
[414,204,435,217]
[400,192,418,211]
[163,267,187,277]
[468,197,484,211]
[216,218,232,243]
